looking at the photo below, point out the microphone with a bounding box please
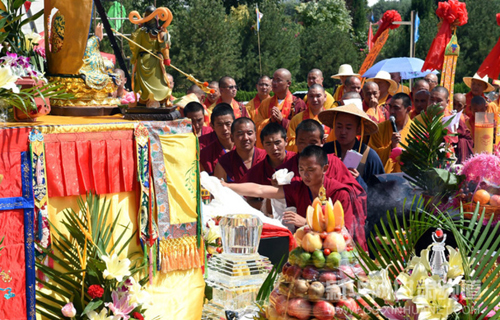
[389,116,398,133]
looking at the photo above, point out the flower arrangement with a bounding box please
[353,198,500,320]
[203,216,223,257]
[36,194,157,320]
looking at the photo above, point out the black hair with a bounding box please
[210,103,235,124]
[392,92,412,108]
[299,145,328,167]
[260,122,287,143]
[431,86,450,100]
[184,101,204,115]
[231,117,255,134]
[295,119,324,138]
[471,95,486,106]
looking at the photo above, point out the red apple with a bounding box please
[302,265,320,280]
[313,300,336,320]
[287,298,312,320]
[319,271,337,285]
[282,261,292,274]
[339,265,355,279]
[285,265,302,281]
[336,298,360,318]
[273,293,288,315]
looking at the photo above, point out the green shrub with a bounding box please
[454,82,469,94]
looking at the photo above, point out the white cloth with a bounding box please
[272,168,294,185]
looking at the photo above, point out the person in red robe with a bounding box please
[184,102,214,149]
[203,81,220,109]
[214,118,267,182]
[242,122,296,185]
[199,104,235,175]
[224,145,367,250]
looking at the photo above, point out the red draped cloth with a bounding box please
[371,10,401,46]
[422,0,468,71]
[241,151,296,185]
[277,153,368,250]
[198,130,216,150]
[478,14,500,79]
[218,148,267,183]
[199,139,234,175]
[44,131,135,197]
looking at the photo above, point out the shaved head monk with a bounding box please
[246,75,272,121]
[184,101,213,139]
[224,145,367,249]
[344,76,362,94]
[207,76,248,118]
[453,93,466,114]
[424,73,438,91]
[200,104,235,174]
[287,84,331,152]
[362,81,390,123]
[304,69,335,108]
[368,92,413,173]
[203,81,220,109]
[187,84,206,103]
[410,90,430,119]
[255,68,307,147]
[214,117,266,183]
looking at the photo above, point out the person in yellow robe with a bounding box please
[255,68,307,148]
[245,75,272,121]
[368,93,413,173]
[303,69,335,108]
[366,71,397,106]
[287,84,332,152]
[325,92,363,142]
[389,72,411,96]
[331,64,360,101]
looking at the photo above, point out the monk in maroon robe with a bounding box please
[242,122,296,185]
[225,145,367,250]
[184,101,215,150]
[214,118,266,182]
[199,103,235,175]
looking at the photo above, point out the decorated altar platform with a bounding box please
[0,115,205,320]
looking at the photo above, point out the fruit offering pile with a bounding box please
[267,198,362,320]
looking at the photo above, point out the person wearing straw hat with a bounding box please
[319,104,385,190]
[304,69,335,108]
[368,92,414,174]
[331,64,360,102]
[366,71,398,106]
[286,84,332,152]
[463,73,497,118]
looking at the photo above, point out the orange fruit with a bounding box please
[473,189,491,205]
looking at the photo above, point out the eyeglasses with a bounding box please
[222,85,238,90]
[425,79,438,84]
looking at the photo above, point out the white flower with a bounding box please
[396,263,430,300]
[413,277,462,320]
[0,67,19,93]
[446,246,464,279]
[408,248,431,272]
[102,254,131,282]
[87,307,119,320]
[358,268,395,302]
[127,277,151,306]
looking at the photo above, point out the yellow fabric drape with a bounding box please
[158,133,198,224]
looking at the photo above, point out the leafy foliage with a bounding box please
[0,0,44,44]
[295,0,352,30]
[36,193,145,320]
[400,103,464,198]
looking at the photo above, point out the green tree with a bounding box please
[298,22,364,89]
[167,0,243,91]
[239,0,301,90]
[411,0,436,18]
[295,0,352,30]
[349,0,368,34]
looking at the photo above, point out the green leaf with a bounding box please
[81,300,103,315]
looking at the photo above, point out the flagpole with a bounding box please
[256,5,262,76]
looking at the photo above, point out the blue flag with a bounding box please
[370,13,374,22]
[256,5,263,31]
[414,12,420,43]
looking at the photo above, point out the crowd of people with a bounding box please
[174,64,500,247]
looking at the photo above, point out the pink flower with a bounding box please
[390,147,403,161]
[61,302,76,317]
[105,291,136,320]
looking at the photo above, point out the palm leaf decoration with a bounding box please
[36,193,146,320]
[400,103,464,199]
[421,204,500,320]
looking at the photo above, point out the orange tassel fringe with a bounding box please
[159,236,204,273]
